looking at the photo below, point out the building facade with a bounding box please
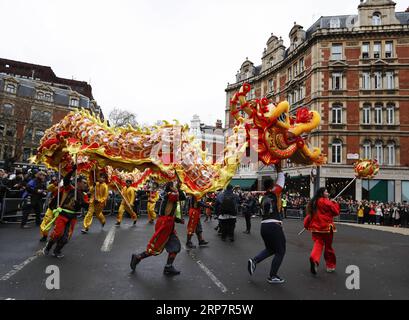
[225,0,409,202]
[0,58,102,169]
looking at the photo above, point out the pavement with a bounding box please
[0,215,408,300]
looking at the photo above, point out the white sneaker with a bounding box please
[247,259,256,275]
[267,276,285,284]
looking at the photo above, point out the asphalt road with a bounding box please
[0,215,408,300]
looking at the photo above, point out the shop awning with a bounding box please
[229,179,257,190]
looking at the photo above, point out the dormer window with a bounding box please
[330,18,340,28]
[372,12,382,26]
[5,83,17,94]
[70,98,79,107]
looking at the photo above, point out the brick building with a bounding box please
[225,0,409,202]
[0,58,102,169]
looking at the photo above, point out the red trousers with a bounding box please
[310,232,336,269]
[146,216,175,256]
[187,208,201,236]
[50,215,77,243]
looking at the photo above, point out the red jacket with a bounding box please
[304,198,340,233]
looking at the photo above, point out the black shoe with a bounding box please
[221,237,226,242]
[229,238,235,242]
[186,241,196,249]
[310,259,318,275]
[133,220,137,225]
[115,222,121,226]
[81,228,88,234]
[198,240,209,246]
[267,275,285,284]
[243,230,250,234]
[130,254,142,271]
[39,236,48,242]
[163,265,181,276]
[101,222,105,229]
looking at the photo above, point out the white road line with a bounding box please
[101,226,117,252]
[0,255,38,281]
[183,244,228,293]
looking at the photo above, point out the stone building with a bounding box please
[225,0,409,202]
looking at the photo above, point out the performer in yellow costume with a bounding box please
[115,179,137,226]
[39,177,59,241]
[81,172,109,233]
[147,189,159,224]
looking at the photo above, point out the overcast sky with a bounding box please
[1,0,407,127]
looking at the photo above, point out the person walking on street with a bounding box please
[247,163,286,284]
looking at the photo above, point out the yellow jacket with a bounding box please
[90,182,109,203]
[122,186,135,205]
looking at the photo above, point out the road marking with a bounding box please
[101,226,116,252]
[0,255,38,281]
[183,244,228,293]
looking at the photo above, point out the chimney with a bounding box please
[216,119,223,129]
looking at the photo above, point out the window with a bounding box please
[332,140,342,164]
[331,44,342,60]
[5,125,15,138]
[34,130,44,143]
[43,111,52,123]
[5,83,16,94]
[373,42,381,59]
[372,12,382,26]
[24,128,33,141]
[385,42,393,58]
[362,43,369,59]
[3,146,13,159]
[363,141,372,159]
[248,88,256,100]
[386,71,394,89]
[299,86,305,100]
[23,148,32,162]
[332,73,343,90]
[31,109,43,120]
[387,142,395,165]
[374,72,382,89]
[44,93,53,102]
[332,104,343,124]
[36,91,44,100]
[363,104,371,124]
[374,104,383,125]
[70,98,79,107]
[2,103,14,115]
[330,18,341,28]
[375,141,383,165]
[288,67,292,81]
[299,58,304,73]
[268,79,274,93]
[0,123,5,136]
[362,72,371,90]
[386,104,395,125]
[294,62,298,77]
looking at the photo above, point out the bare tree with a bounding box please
[108,108,138,128]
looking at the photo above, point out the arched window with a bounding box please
[332,139,342,164]
[375,141,383,165]
[363,140,372,159]
[363,103,371,124]
[387,141,395,165]
[332,103,343,124]
[372,12,382,26]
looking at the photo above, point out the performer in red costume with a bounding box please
[304,187,340,275]
[130,182,186,276]
[186,195,209,249]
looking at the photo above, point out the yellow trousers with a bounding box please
[147,202,157,222]
[117,202,137,223]
[83,202,106,230]
[40,208,55,237]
